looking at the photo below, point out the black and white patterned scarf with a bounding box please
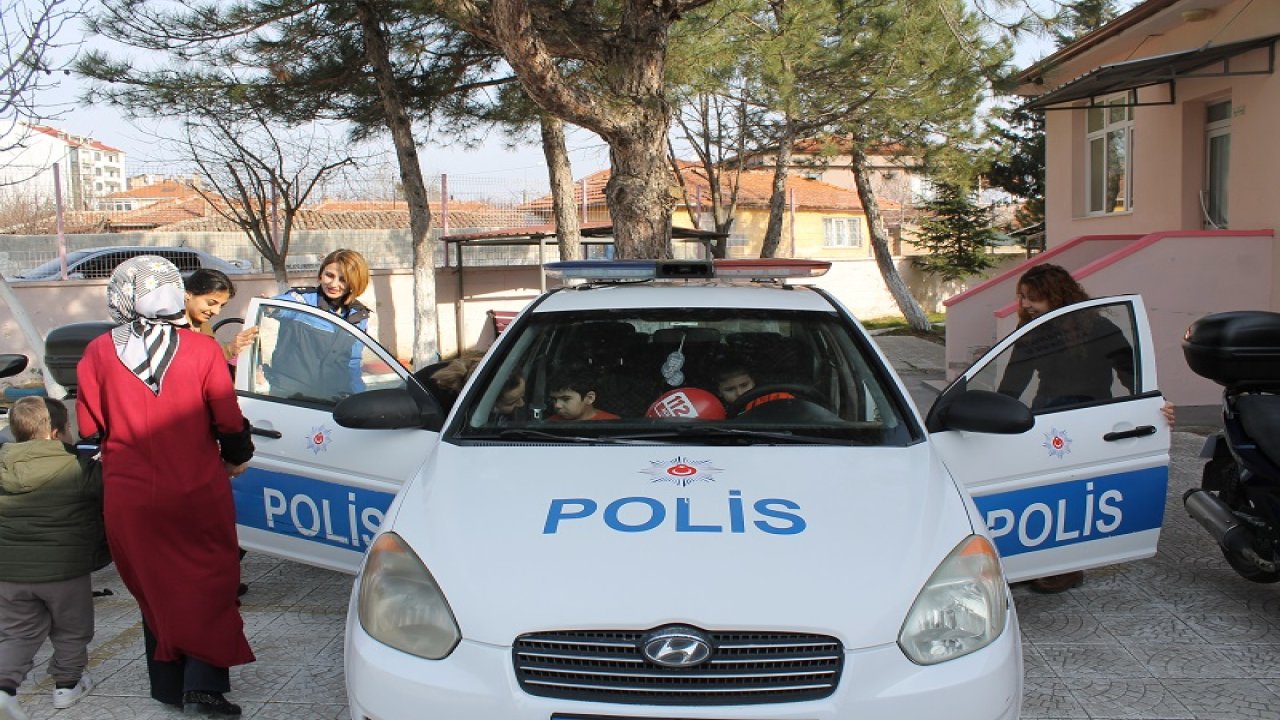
[106,256,189,394]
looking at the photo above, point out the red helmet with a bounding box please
[645,387,726,420]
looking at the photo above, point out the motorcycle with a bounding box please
[1182,311,1280,582]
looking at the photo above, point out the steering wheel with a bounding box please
[726,383,828,418]
[212,317,245,333]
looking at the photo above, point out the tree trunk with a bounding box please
[849,142,931,331]
[540,114,581,261]
[356,1,439,366]
[605,108,673,259]
[760,121,796,258]
[271,260,290,294]
[472,0,676,259]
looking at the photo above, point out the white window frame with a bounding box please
[1085,91,1135,215]
[823,217,862,248]
[1204,100,1231,229]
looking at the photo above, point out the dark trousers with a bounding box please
[142,619,229,705]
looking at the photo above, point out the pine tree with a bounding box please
[911,183,999,281]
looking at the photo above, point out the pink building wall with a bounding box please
[1041,1,1280,252]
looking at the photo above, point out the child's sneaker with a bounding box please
[0,691,31,720]
[51,672,93,710]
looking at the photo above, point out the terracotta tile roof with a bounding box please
[0,212,113,235]
[108,198,214,228]
[27,125,124,154]
[161,206,522,233]
[107,180,202,201]
[521,164,896,213]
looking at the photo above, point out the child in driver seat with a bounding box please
[713,354,793,413]
[547,368,619,421]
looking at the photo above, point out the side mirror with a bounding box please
[0,354,28,379]
[931,389,1033,434]
[333,387,443,431]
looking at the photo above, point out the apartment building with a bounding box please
[0,123,126,210]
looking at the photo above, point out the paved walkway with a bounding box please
[12,335,1280,719]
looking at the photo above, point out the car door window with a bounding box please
[80,252,131,279]
[247,302,404,408]
[966,301,1139,413]
[155,249,201,274]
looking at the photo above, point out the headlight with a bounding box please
[898,534,1008,665]
[357,532,460,659]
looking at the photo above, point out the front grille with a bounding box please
[513,628,843,705]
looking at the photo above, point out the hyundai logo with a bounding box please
[641,626,713,668]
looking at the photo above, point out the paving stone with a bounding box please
[1090,612,1204,643]
[1164,678,1280,719]
[1062,678,1194,719]
[1126,643,1243,678]
[1020,612,1120,644]
[1034,644,1152,678]
[1021,678,1089,718]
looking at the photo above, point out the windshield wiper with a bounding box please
[486,428,662,445]
[612,425,852,445]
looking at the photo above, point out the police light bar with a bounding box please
[713,259,831,279]
[544,258,830,282]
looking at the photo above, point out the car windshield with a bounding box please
[452,307,919,446]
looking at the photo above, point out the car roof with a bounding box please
[532,281,840,313]
[76,246,212,254]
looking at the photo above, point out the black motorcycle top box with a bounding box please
[45,322,115,391]
[1183,311,1280,389]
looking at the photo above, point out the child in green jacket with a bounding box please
[0,397,109,720]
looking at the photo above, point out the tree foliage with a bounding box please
[446,0,717,259]
[911,182,999,281]
[75,0,509,364]
[748,0,1009,329]
[985,0,1120,245]
[985,102,1044,231]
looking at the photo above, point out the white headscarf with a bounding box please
[106,256,189,394]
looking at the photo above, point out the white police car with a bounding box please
[232,259,1170,720]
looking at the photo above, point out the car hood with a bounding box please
[387,443,975,650]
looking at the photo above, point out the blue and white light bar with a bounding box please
[545,259,831,282]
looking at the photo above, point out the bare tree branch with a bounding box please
[0,0,83,184]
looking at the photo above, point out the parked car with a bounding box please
[7,246,251,281]
[43,259,1173,719]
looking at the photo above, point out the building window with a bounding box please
[1085,91,1135,214]
[823,217,862,247]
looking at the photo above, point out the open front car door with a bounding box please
[927,295,1171,582]
[233,297,442,573]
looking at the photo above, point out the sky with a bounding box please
[27,1,1065,200]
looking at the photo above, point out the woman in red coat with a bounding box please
[76,256,254,716]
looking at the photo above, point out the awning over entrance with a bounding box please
[1026,33,1278,110]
